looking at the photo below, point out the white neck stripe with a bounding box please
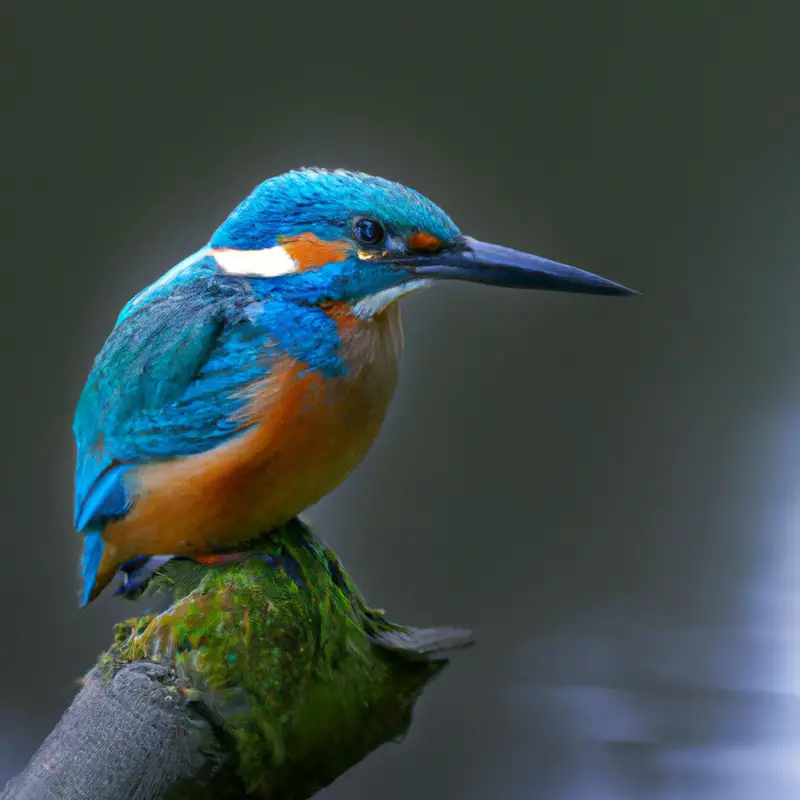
[353,279,435,319]
[212,246,298,277]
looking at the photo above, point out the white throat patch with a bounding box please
[353,279,435,319]
[212,246,298,278]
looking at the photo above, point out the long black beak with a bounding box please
[395,236,638,296]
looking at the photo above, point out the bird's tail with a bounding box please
[79,532,119,606]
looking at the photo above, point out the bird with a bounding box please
[73,167,637,605]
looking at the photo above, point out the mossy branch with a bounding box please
[2,519,473,800]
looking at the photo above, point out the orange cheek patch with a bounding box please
[279,233,353,271]
[408,232,443,253]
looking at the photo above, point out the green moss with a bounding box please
[103,517,465,798]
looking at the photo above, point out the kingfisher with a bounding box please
[73,168,636,605]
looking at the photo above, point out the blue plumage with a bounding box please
[253,299,345,377]
[75,465,132,532]
[73,249,354,550]
[211,168,459,250]
[80,532,105,607]
[73,167,635,604]
[74,260,237,526]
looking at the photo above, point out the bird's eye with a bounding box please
[352,217,385,247]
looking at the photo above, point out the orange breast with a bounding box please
[103,305,403,563]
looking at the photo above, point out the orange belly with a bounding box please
[102,305,402,567]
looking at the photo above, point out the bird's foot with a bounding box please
[115,555,176,598]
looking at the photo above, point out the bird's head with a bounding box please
[209,168,636,317]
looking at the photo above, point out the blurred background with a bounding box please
[4,2,800,797]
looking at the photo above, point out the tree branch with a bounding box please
[3,519,473,800]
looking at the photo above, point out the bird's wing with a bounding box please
[73,258,274,532]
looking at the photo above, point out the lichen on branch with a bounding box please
[97,517,473,799]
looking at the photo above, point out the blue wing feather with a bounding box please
[73,254,276,532]
[75,465,133,532]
